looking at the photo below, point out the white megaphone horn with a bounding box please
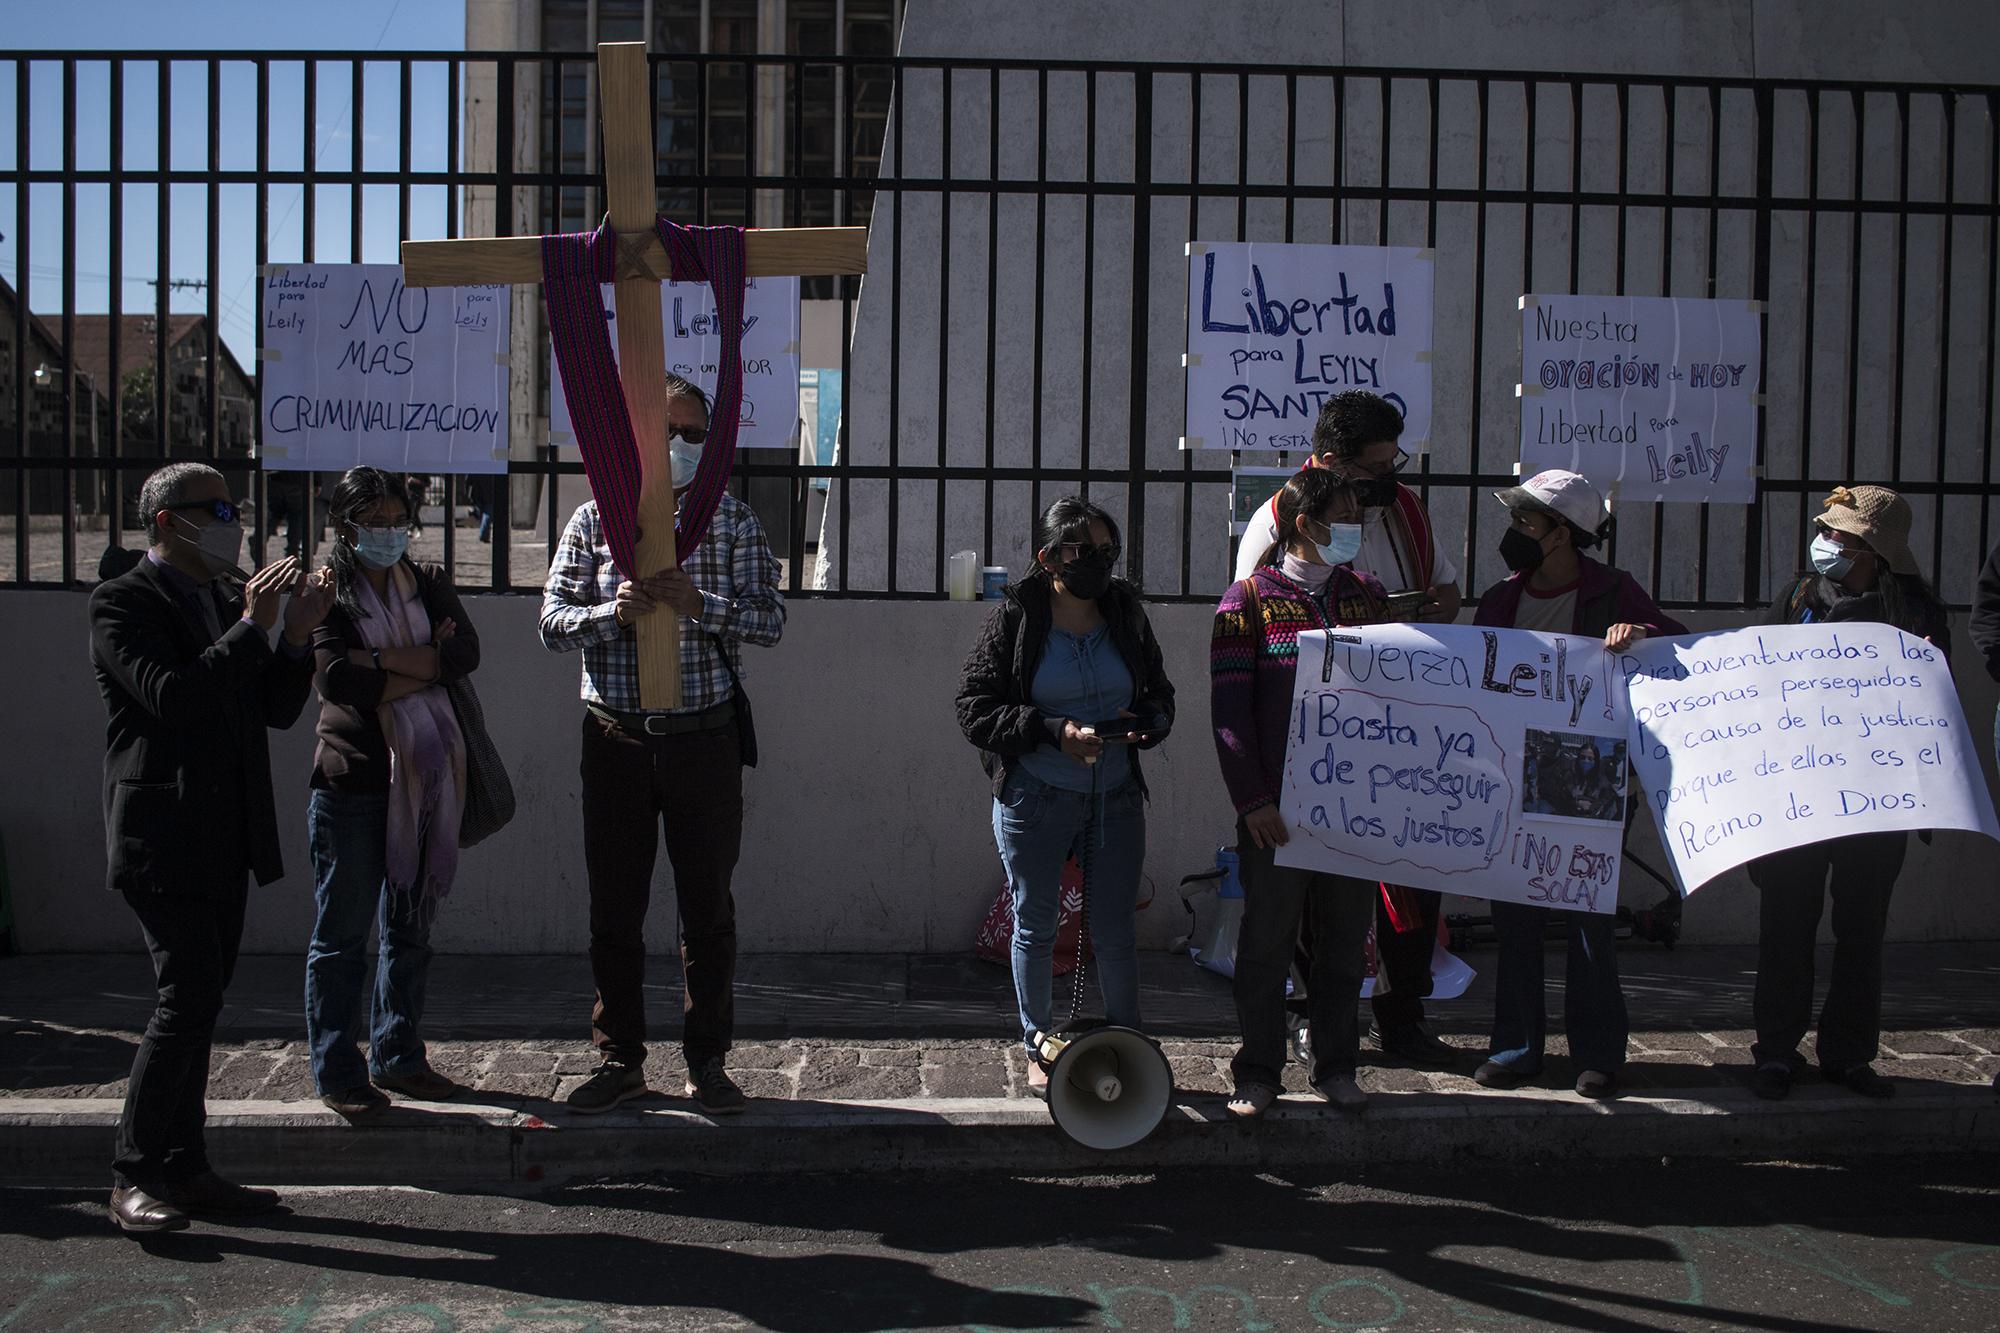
[1033,1024,1174,1151]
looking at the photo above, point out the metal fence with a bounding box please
[3,52,1996,607]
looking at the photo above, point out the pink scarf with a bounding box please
[355,564,466,906]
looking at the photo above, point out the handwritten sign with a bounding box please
[1518,294,1761,504]
[259,264,511,474]
[1624,623,2000,893]
[550,277,801,451]
[1183,243,1434,453]
[1276,624,1628,914]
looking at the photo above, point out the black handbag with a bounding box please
[706,631,758,768]
[446,672,516,847]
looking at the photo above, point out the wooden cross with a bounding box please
[401,41,867,708]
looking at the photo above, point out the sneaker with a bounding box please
[372,1067,461,1101]
[1749,1060,1794,1101]
[1286,1014,1312,1067]
[566,1061,647,1114]
[1368,1021,1460,1069]
[1472,1059,1535,1089]
[1824,1063,1895,1099]
[684,1057,748,1115]
[1226,1082,1277,1120]
[1313,1072,1368,1111]
[320,1084,391,1121]
[1574,1069,1620,1100]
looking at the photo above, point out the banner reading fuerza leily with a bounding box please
[1276,623,1629,914]
[1623,622,2000,893]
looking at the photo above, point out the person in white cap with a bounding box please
[1748,484,1950,1103]
[1470,468,1685,1100]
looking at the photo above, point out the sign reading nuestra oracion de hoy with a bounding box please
[1184,242,1434,453]
[259,263,511,474]
[1518,293,1761,504]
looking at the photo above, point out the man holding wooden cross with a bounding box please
[400,41,864,1113]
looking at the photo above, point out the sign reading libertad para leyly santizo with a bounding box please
[1518,293,1760,504]
[1184,242,1434,454]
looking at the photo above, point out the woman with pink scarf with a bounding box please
[306,467,477,1120]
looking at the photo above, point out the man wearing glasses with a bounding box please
[1230,389,1465,1071]
[90,462,332,1232]
[540,373,786,1118]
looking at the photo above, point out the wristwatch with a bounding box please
[370,647,383,670]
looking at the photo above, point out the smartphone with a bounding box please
[1385,589,1431,620]
[1083,720,1167,745]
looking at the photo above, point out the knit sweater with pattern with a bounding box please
[1210,563,1388,815]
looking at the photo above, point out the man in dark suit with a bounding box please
[90,462,331,1234]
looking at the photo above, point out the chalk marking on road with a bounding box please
[1691,1225,1912,1307]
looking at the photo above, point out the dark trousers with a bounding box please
[113,873,249,1192]
[1748,832,1905,1072]
[1231,823,1375,1089]
[1370,885,1440,1028]
[579,712,744,1068]
[1488,901,1628,1073]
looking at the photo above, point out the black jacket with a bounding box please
[1972,541,2000,685]
[310,561,481,793]
[955,577,1176,797]
[89,558,315,894]
[1764,571,1952,662]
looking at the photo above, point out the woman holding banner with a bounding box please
[1748,485,1950,1102]
[956,496,1176,1099]
[1471,469,1685,1100]
[1211,468,1390,1117]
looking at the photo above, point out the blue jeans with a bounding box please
[991,769,1145,1053]
[305,789,436,1093]
[1487,900,1628,1074]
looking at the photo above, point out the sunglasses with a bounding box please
[1343,449,1411,479]
[167,498,241,524]
[1057,541,1122,563]
[668,424,709,446]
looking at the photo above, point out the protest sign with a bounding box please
[259,264,510,474]
[1276,623,1628,914]
[1183,242,1433,453]
[1517,293,1760,504]
[1624,622,2000,893]
[551,277,801,451]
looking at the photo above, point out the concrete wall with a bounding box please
[4,592,1996,954]
[814,0,2000,608]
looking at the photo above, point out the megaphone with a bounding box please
[1033,1024,1174,1151]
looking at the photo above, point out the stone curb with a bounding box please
[5,1085,1995,1186]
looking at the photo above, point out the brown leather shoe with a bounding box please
[372,1067,462,1101]
[163,1171,280,1216]
[108,1185,190,1234]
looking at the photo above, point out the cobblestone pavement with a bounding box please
[5,945,1997,1106]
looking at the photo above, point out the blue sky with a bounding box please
[4,1,469,367]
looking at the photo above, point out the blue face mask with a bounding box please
[352,526,409,570]
[1809,532,1854,580]
[1311,520,1364,567]
[671,441,703,489]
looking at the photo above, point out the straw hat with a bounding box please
[1816,484,1918,576]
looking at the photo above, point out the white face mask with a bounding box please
[174,514,246,576]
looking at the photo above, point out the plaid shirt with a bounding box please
[539,494,785,714]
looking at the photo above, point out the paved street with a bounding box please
[4,1158,1999,1331]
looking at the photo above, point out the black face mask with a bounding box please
[1353,475,1399,508]
[1500,526,1551,574]
[1058,552,1116,600]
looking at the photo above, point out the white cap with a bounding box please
[1494,468,1609,535]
